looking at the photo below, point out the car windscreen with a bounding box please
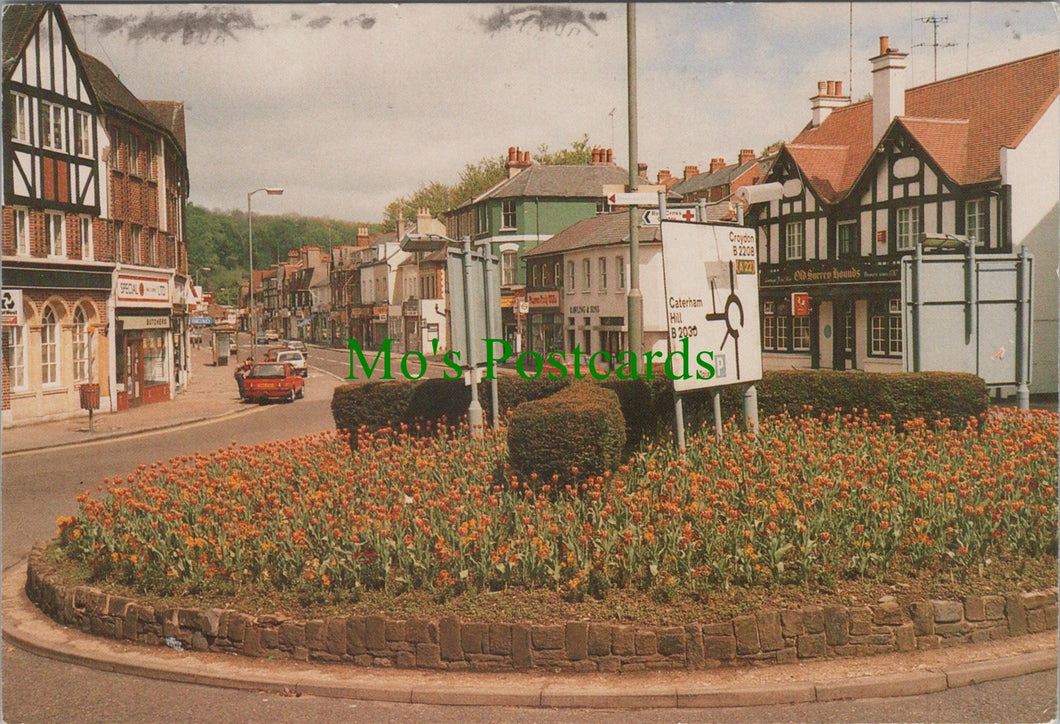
[248,364,285,378]
[277,353,302,362]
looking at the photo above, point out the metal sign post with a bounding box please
[447,238,501,436]
[659,217,763,451]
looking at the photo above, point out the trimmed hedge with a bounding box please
[507,382,626,490]
[331,370,990,441]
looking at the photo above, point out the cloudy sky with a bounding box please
[65,3,1058,223]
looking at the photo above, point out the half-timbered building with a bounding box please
[750,37,1058,394]
[2,4,189,424]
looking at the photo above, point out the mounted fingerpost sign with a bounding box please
[659,202,762,450]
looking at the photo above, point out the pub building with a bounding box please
[748,38,1057,390]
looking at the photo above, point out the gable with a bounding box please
[5,5,95,107]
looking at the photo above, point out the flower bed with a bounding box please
[55,408,1058,600]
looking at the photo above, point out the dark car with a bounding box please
[242,362,305,404]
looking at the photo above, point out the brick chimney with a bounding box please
[738,148,756,166]
[356,226,370,247]
[397,210,406,242]
[683,165,700,180]
[810,78,850,128]
[507,146,532,177]
[637,162,648,178]
[871,36,907,146]
[656,168,672,187]
[709,157,726,174]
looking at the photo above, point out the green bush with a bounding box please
[332,370,990,442]
[507,382,626,491]
[331,380,417,436]
[755,370,988,426]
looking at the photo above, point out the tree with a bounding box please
[534,134,593,166]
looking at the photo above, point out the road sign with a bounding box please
[641,206,699,226]
[607,191,659,206]
[660,222,762,392]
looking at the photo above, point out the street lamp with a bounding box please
[248,187,283,358]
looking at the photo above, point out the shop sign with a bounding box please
[373,305,388,321]
[116,274,171,307]
[403,300,420,317]
[119,315,171,330]
[527,291,560,308]
[1,289,23,325]
[791,292,810,316]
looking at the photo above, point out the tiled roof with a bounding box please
[143,101,187,150]
[491,164,633,199]
[2,4,45,75]
[523,211,660,258]
[670,159,757,196]
[787,49,1059,202]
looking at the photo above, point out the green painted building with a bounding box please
[446,146,641,346]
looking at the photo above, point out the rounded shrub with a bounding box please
[507,382,627,491]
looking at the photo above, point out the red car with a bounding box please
[242,362,305,404]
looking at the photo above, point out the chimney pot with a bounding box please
[836,80,843,95]
[818,80,827,94]
[606,149,613,163]
[592,148,600,163]
[826,80,836,95]
[508,146,516,161]
[879,36,889,55]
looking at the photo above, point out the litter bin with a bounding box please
[78,383,100,410]
[79,383,100,432]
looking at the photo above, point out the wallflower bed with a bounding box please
[56,408,1058,602]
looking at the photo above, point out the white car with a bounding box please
[270,349,307,377]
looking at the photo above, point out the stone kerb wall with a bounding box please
[26,547,1058,673]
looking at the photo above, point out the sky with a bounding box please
[63,2,1059,223]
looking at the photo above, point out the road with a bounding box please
[2,343,1057,722]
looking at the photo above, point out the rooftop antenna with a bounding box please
[70,13,97,47]
[915,14,957,81]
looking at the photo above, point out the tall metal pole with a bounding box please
[626,2,643,358]
[248,192,256,360]
[462,237,484,436]
[480,240,500,430]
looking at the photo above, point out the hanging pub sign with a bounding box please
[791,292,810,316]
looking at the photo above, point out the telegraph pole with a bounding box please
[626,2,643,357]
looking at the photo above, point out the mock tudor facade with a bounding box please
[749,38,1058,394]
[2,4,189,424]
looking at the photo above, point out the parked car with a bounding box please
[264,347,308,377]
[265,329,281,341]
[242,362,304,404]
[283,339,308,356]
[254,331,268,345]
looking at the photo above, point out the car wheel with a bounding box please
[296,385,304,399]
[287,388,296,403]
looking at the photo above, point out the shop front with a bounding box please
[525,291,562,356]
[114,271,174,410]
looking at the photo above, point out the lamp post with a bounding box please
[248,187,283,359]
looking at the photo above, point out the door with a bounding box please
[125,336,144,406]
[833,299,856,370]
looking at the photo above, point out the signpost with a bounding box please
[607,191,658,206]
[640,206,699,226]
[902,238,1034,408]
[446,238,501,435]
[660,220,763,449]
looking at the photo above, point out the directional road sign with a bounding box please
[642,206,699,226]
[607,191,659,206]
[660,222,762,392]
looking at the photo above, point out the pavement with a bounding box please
[2,338,260,456]
[1,338,1057,708]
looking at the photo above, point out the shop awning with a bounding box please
[298,314,315,327]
